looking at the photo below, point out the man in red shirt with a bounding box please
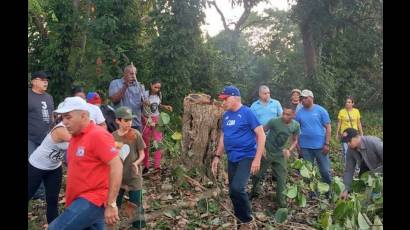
[48,97,123,230]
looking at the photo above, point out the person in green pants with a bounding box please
[250,104,300,208]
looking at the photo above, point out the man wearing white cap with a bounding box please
[48,97,123,230]
[295,90,332,194]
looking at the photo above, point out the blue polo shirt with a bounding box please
[295,104,331,149]
[222,106,261,162]
[250,98,283,125]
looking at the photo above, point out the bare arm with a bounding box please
[51,127,71,142]
[110,84,127,104]
[251,125,266,175]
[357,118,364,136]
[288,134,299,152]
[211,132,224,176]
[135,149,145,165]
[325,123,331,145]
[105,156,123,224]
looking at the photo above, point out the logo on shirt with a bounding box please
[76,146,85,157]
[41,101,50,123]
[225,116,229,120]
[237,114,242,118]
[226,120,236,126]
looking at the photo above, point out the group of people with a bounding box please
[28,66,382,229]
[28,64,172,229]
[211,85,383,229]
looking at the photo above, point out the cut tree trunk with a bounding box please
[181,93,225,182]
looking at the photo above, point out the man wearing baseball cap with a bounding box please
[295,89,333,196]
[340,128,383,200]
[48,97,123,230]
[28,71,54,200]
[211,85,266,229]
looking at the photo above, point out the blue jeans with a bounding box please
[301,148,332,184]
[28,138,46,199]
[48,197,105,230]
[228,157,253,223]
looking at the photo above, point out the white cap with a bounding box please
[301,89,314,98]
[54,96,89,114]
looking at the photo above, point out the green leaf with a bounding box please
[286,185,298,199]
[160,112,170,125]
[357,212,370,230]
[296,193,307,207]
[291,159,303,169]
[300,165,311,178]
[329,224,343,230]
[274,208,288,223]
[344,218,354,229]
[318,182,330,193]
[171,131,182,140]
[373,215,383,230]
[163,209,177,219]
[333,201,349,221]
[320,211,332,229]
[310,182,316,191]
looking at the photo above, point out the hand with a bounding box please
[340,190,349,200]
[322,144,330,154]
[282,149,291,160]
[166,105,173,112]
[104,206,120,225]
[250,158,261,175]
[211,157,219,176]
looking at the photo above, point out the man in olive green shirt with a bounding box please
[250,104,300,208]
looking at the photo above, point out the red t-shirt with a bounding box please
[65,122,118,207]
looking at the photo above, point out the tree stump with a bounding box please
[181,93,225,182]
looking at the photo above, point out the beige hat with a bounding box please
[291,89,301,95]
[301,89,314,98]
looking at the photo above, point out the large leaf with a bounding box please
[160,112,170,125]
[320,211,332,229]
[291,159,303,169]
[296,193,307,207]
[333,201,349,221]
[373,215,383,230]
[318,182,330,193]
[163,209,177,219]
[274,208,288,223]
[300,165,311,178]
[285,185,298,199]
[171,131,182,140]
[357,212,370,230]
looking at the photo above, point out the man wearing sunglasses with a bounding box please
[295,89,332,197]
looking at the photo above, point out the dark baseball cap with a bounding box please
[31,71,50,80]
[342,128,359,143]
[115,106,134,120]
[218,85,240,99]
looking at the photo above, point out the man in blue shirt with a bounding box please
[250,85,283,125]
[295,89,332,188]
[109,64,145,131]
[211,85,266,228]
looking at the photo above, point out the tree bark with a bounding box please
[181,93,225,181]
[300,20,317,78]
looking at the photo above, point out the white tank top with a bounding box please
[29,122,69,170]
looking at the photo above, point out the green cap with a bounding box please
[115,106,134,119]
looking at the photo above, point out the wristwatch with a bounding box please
[108,201,117,208]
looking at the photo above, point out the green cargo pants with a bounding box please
[250,151,288,208]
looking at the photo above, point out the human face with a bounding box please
[116,118,132,131]
[259,89,270,102]
[31,78,49,93]
[291,92,300,103]
[348,135,361,149]
[74,92,86,100]
[281,108,295,123]
[151,83,161,94]
[124,67,137,84]
[221,96,236,111]
[345,99,354,110]
[300,96,313,107]
[61,110,87,135]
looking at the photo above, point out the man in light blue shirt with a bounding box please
[250,85,283,125]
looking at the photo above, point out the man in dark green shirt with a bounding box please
[250,104,300,208]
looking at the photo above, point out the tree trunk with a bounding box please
[301,21,317,78]
[181,93,225,182]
